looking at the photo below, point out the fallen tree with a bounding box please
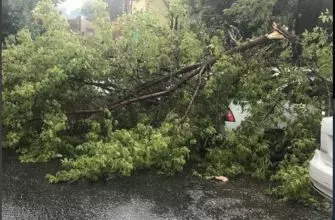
[69,23,298,115]
[3,0,333,206]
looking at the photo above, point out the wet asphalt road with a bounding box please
[2,150,332,220]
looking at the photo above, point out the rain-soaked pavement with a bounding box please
[2,149,332,220]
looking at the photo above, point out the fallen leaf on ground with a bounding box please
[215,176,228,182]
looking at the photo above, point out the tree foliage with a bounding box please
[46,119,192,183]
[2,0,62,37]
[3,0,202,179]
[224,0,278,36]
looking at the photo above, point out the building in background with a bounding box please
[107,0,169,25]
[64,0,171,36]
[67,16,95,36]
[132,0,169,25]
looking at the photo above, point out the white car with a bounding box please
[224,101,250,131]
[309,116,333,200]
[223,101,296,131]
[223,67,316,131]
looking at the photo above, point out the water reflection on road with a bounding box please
[2,150,331,220]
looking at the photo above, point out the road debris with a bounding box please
[215,176,229,182]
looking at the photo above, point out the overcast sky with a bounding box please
[58,0,85,15]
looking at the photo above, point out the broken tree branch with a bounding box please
[122,61,205,97]
[108,66,204,110]
[272,22,300,43]
[67,23,298,115]
[67,66,202,115]
[181,64,206,122]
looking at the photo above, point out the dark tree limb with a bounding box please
[82,81,119,93]
[224,36,271,55]
[68,66,203,115]
[108,66,204,110]
[88,23,298,102]
[114,61,205,102]
[66,24,299,115]
[181,65,206,122]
